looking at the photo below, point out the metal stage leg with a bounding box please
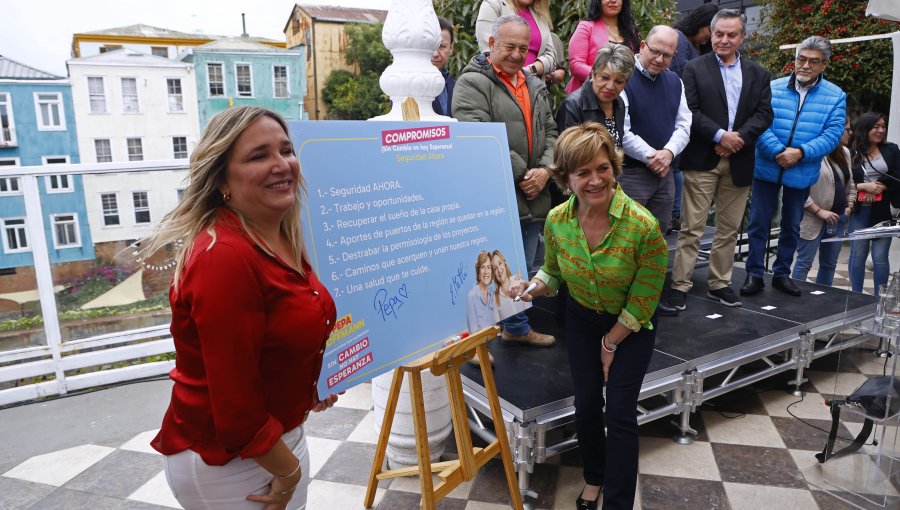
[509,421,539,509]
[673,371,699,445]
[874,335,893,358]
[788,331,813,397]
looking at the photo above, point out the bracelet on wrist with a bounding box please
[601,335,617,353]
[276,459,301,480]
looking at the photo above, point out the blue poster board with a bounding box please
[290,121,530,396]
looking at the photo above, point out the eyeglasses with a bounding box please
[646,45,675,61]
[796,56,825,66]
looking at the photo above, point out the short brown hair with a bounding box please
[549,123,623,191]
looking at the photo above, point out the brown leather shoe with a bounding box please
[468,351,495,365]
[500,329,555,347]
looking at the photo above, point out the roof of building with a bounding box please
[67,48,190,67]
[74,23,282,45]
[295,4,387,24]
[0,55,63,80]
[194,36,300,53]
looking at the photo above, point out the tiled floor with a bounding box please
[2,252,899,509]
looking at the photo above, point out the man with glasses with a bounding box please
[661,9,773,313]
[741,35,846,298]
[620,25,691,234]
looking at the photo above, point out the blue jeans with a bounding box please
[673,167,683,217]
[849,205,892,294]
[500,220,544,336]
[566,297,655,510]
[791,215,847,286]
[746,180,810,278]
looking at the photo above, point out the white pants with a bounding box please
[163,425,310,510]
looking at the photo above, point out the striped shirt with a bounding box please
[534,185,667,331]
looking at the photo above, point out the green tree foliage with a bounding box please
[321,23,391,119]
[749,0,898,115]
[434,0,675,107]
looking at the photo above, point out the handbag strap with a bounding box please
[816,400,874,463]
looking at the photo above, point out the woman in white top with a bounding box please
[476,0,558,80]
[491,249,528,318]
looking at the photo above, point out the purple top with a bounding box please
[518,9,541,66]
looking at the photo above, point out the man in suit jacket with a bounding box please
[661,9,773,313]
[432,17,456,117]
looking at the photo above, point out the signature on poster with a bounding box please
[449,262,468,305]
[374,283,410,321]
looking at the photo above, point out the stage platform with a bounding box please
[459,266,878,503]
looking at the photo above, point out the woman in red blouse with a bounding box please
[143,106,338,509]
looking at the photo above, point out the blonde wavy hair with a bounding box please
[139,106,307,290]
[505,0,552,27]
[549,122,623,192]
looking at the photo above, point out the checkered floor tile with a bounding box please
[3,342,899,510]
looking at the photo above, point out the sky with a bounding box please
[1,0,393,77]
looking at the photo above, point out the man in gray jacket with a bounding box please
[452,15,556,348]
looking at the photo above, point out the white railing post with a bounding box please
[21,174,67,396]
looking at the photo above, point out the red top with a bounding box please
[151,209,336,465]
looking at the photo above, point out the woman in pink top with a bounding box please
[565,0,640,93]
[476,0,558,80]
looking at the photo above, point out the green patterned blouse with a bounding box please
[534,185,668,331]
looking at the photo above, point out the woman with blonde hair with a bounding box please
[512,123,666,509]
[491,249,527,318]
[146,106,339,509]
[476,0,559,81]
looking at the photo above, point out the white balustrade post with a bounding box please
[368,0,455,467]
[370,0,456,121]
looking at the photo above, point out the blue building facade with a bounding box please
[185,38,307,129]
[0,57,94,269]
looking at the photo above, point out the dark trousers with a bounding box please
[566,296,656,510]
[745,179,810,278]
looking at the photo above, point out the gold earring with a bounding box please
[223,191,231,201]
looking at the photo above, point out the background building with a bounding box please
[185,36,307,128]
[71,24,285,60]
[0,56,93,274]
[284,4,386,120]
[67,49,198,250]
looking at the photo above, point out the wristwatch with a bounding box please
[602,335,617,352]
[528,64,538,75]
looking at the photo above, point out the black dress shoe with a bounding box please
[576,488,600,510]
[740,275,765,296]
[656,301,680,316]
[772,276,801,296]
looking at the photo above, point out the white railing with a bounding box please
[0,160,188,406]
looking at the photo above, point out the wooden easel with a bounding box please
[363,326,524,510]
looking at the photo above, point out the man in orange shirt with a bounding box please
[453,15,557,347]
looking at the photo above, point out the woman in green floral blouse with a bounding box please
[512,122,667,510]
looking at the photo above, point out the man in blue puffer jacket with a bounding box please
[741,35,846,297]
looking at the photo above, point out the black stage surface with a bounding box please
[460,266,877,422]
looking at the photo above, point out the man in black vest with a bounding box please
[620,25,692,232]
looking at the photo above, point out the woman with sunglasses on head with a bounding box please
[847,112,900,295]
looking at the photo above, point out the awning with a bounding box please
[868,0,900,22]
[0,286,66,305]
[80,270,146,310]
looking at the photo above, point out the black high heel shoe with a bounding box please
[576,487,601,510]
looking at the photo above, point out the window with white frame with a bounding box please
[34,92,65,130]
[273,65,290,98]
[208,63,224,97]
[172,136,188,159]
[87,77,107,113]
[236,64,253,97]
[51,214,80,248]
[0,159,21,195]
[151,46,169,58]
[127,138,143,161]
[94,139,112,163]
[167,78,184,112]
[133,191,150,224]
[121,77,139,113]
[44,156,73,193]
[2,218,28,253]
[0,93,16,146]
[100,193,120,226]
